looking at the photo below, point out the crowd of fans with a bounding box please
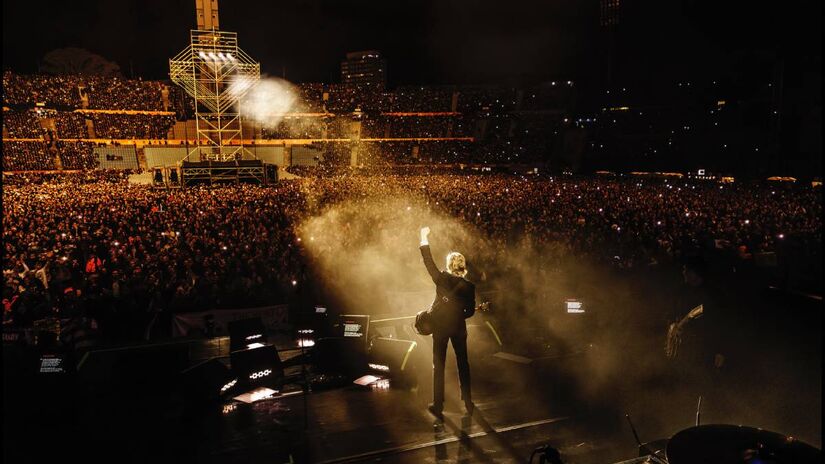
[55,141,97,170]
[2,72,166,111]
[2,71,83,107]
[84,77,165,111]
[2,141,55,171]
[90,113,175,140]
[3,171,820,350]
[3,71,576,171]
[3,110,49,138]
[55,112,89,138]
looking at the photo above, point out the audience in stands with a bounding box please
[55,112,89,138]
[3,110,48,138]
[2,141,55,171]
[2,172,820,349]
[55,141,98,170]
[91,113,174,140]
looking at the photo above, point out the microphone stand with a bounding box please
[299,328,310,430]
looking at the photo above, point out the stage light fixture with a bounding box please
[249,369,272,380]
[246,343,265,349]
[368,363,390,372]
[220,379,237,393]
[368,338,417,374]
[233,386,278,404]
[229,317,267,352]
[230,344,283,392]
[353,375,381,386]
[222,403,237,414]
[181,358,234,403]
[371,379,390,390]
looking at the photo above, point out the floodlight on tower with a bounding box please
[169,0,260,163]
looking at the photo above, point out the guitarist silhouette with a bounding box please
[419,227,476,422]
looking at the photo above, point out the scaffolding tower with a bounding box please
[170,29,260,161]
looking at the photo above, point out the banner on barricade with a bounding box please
[172,305,289,337]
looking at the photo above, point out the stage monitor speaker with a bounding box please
[332,314,370,350]
[230,344,284,391]
[466,320,503,355]
[181,357,234,402]
[77,341,191,396]
[228,317,267,352]
[368,337,419,375]
[314,337,367,375]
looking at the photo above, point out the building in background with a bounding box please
[599,0,621,91]
[340,51,386,88]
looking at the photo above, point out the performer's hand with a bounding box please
[420,227,431,245]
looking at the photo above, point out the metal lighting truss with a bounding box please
[170,30,260,161]
[179,162,267,187]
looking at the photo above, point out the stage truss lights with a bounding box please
[170,29,260,162]
[249,369,272,380]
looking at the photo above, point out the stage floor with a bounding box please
[186,381,635,464]
[5,294,821,464]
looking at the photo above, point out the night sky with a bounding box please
[2,0,821,86]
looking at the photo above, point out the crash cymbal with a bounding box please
[667,424,820,464]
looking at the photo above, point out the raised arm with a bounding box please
[419,227,440,282]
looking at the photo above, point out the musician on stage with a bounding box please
[419,227,476,421]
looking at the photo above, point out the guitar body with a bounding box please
[414,302,490,336]
[665,304,704,358]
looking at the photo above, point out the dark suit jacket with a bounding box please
[420,245,476,335]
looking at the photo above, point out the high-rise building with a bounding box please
[600,0,620,27]
[340,51,386,88]
[599,0,621,91]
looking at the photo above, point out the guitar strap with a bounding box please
[434,276,464,310]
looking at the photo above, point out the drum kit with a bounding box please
[619,423,820,464]
[665,424,820,464]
